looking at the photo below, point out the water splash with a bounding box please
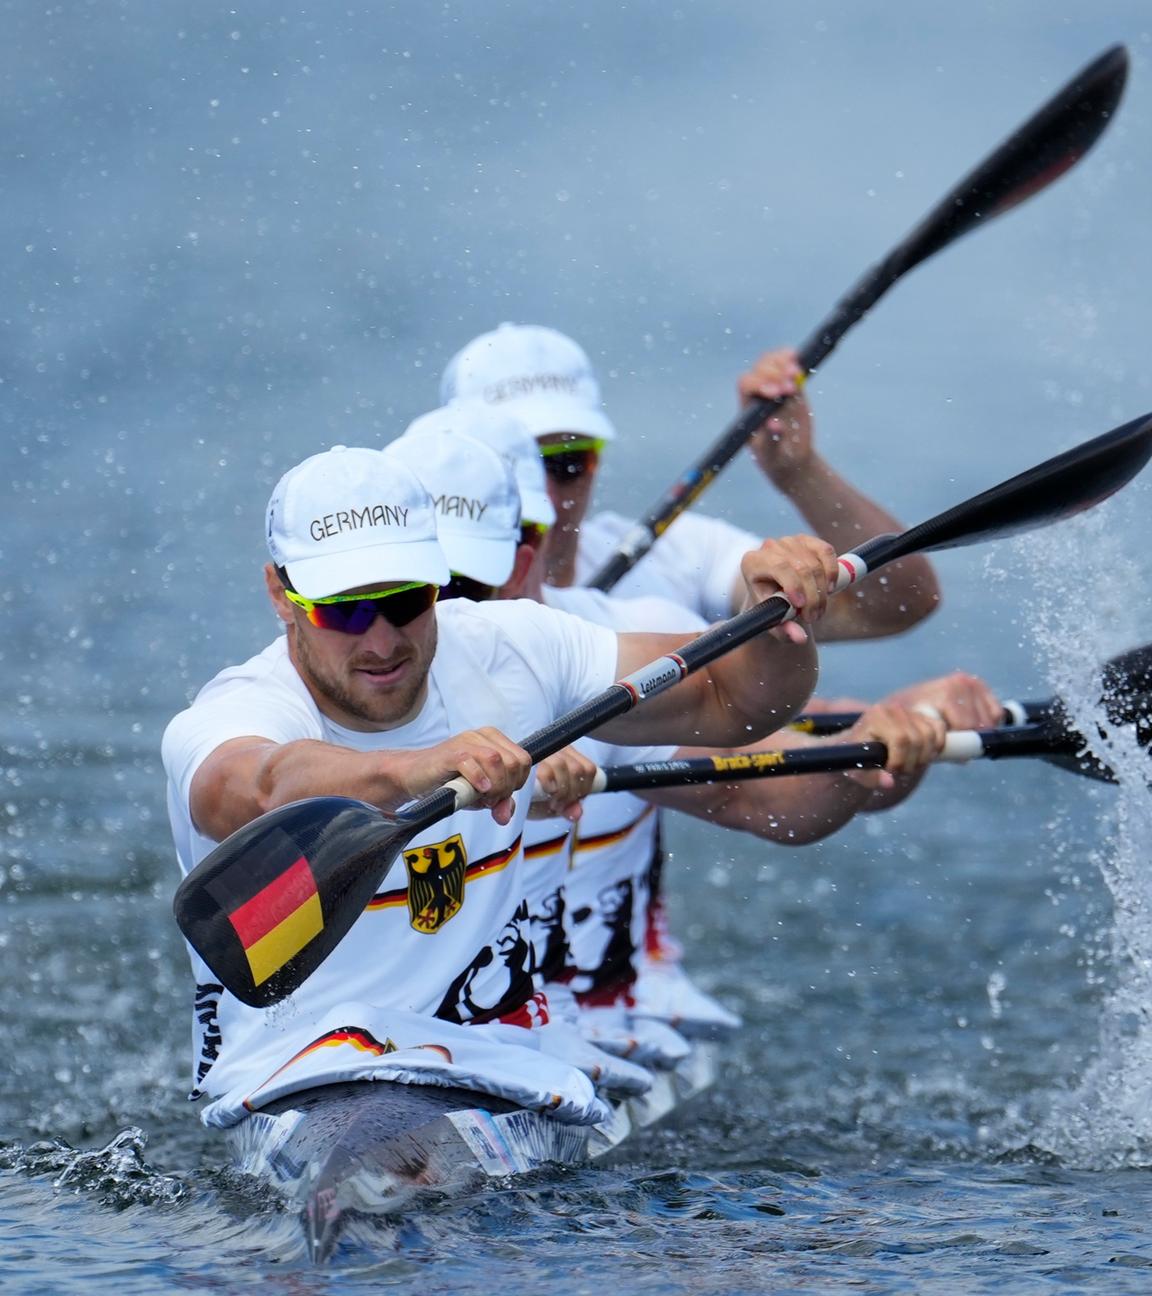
[1013,502,1152,1167]
[1,1127,187,1208]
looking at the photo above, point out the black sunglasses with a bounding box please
[539,437,605,483]
[439,573,498,602]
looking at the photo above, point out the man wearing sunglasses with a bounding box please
[440,323,940,636]
[162,443,841,1125]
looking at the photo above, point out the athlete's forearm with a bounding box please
[771,453,941,638]
[598,629,818,749]
[193,728,534,842]
[254,740,416,814]
[648,763,870,844]
[190,738,415,842]
[701,631,820,743]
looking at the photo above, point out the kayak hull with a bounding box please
[226,1044,716,1262]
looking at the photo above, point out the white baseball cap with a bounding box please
[266,445,450,599]
[401,402,557,529]
[384,431,521,587]
[440,322,616,443]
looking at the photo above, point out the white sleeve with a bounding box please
[161,681,322,817]
[580,509,758,623]
[658,512,760,623]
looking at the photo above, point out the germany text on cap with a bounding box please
[385,431,521,587]
[439,322,615,443]
[401,402,556,529]
[266,445,450,599]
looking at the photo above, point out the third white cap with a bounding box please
[439,322,615,443]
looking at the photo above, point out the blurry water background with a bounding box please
[5,2,1152,1291]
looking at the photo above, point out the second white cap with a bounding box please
[384,431,521,587]
[402,401,556,529]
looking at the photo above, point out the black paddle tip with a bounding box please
[1091,43,1130,81]
[1055,43,1128,100]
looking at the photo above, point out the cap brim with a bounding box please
[435,531,517,587]
[285,537,451,600]
[519,485,556,528]
[497,393,615,443]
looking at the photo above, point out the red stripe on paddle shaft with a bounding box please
[228,855,318,948]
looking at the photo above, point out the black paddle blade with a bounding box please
[1040,643,1152,785]
[172,797,411,1008]
[1038,746,1119,784]
[1100,643,1152,732]
[893,44,1128,278]
[857,413,1152,569]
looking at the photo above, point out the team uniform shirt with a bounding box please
[575,509,759,624]
[520,586,701,983]
[549,564,747,1039]
[534,587,702,997]
[163,597,620,1126]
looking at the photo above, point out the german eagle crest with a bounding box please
[404,834,468,933]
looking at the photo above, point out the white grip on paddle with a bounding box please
[443,775,480,809]
[938,730,986,763]
[529,767,609,804]
[1002,699,1028,726]
[835,551,871,591]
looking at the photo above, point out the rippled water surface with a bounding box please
[6,2,1152,1292]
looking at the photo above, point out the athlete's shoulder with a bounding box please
[187,637,295,704]
[163,637,316,761]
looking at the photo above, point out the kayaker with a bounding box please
[392,414,1001,1055]
[161,443,836,1129]
[439,322,941,633]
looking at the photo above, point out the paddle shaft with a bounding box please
[403,548,885,835]
[585,724,1071,793]
[401,407,1152,836]
[586,45,1128,593]
[791,698,1043,737]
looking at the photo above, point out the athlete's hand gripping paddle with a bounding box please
[174,412,1152,1007]
[587,44,1129,592]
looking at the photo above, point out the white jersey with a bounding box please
[532,586,707,1000]
[575,509,758,624]
[163,597,617,1107]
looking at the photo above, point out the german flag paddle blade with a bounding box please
[173,797,411,1007]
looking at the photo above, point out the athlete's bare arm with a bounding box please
[645,701,945,845]
[596,534,833,749]
[189,727,534,843]
[639,671,1000,842]
[734,348,940,639]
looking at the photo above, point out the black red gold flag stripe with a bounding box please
[227,855,323,986]
[242,1025,397,1110]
